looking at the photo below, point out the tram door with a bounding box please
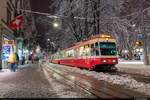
[74,48,78,66]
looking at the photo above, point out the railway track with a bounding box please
[57,64,150,84]
[50,63,150,84]
[43,65,99,98]
[42,63,149,98]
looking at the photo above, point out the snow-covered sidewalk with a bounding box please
[118,59,144,64]
[116,64,150,76]
[117,59,150,76]
[0,64,36,72]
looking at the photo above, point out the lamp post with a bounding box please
[141,0,149,65]
[132,24,136,28]
[53,22,59,28]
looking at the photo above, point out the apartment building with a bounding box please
[0,0,37,69]
[0,0,22,69]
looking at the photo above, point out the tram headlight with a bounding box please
[103,60,107,63]
[113,60,116,63]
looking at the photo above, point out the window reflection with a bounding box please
[90,44,95,56]
[100,42,117,56]
[95,42,99,56]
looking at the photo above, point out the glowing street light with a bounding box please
[36,46,41,53]
[132,24,136,27]
[47,38,50,41]
[53,22,59,28]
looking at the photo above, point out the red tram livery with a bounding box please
[51,35,118,70]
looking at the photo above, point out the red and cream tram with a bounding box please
[51,34,118,70]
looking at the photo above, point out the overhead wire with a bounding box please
[15,7,150,21]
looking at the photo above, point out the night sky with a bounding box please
[30,0,51,13]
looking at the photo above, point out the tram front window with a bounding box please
[100,42,117,56]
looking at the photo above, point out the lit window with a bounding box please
[84,44,90,56]
[90,44,95,56]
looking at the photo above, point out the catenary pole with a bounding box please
[141,0,149,65]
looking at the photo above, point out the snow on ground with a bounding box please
[118,59,144,64]
[43,67,90,98]
[117,67,150,77]
[116,64,150,77]
[1,69,11,72]
[0,83,15,98]
[119,62,144,64]
[49,63,150,96]
[117,59,150,76]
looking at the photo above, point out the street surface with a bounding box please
[0,64,58,98]
[0,63,149,98]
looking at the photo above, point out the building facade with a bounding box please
[0,0,20,69]
[17,0,37,61]
[0,0,36,69]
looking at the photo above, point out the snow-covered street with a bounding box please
[45,63,150,97]
[0,63,150,98]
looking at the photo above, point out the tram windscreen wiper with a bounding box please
[100,42,117,56]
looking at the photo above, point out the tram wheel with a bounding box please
[111,67,118,72]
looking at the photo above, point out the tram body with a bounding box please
[51,35,118,70]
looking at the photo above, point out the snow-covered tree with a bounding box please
[36,0,150,59]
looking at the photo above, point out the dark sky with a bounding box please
[30,0,51,13]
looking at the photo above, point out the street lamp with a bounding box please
[132,24,136,28]
[47,38,50,41]
[53,22,59,28]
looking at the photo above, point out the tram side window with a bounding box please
[70,49,74,57]
[62,52,65,58]
[90,44,95,56]
[65,51,69,57]
[84,44,90,56]
[68,51,71,57]
[54,55,56,59]
[59,53,63,59]
[79,46,84,56]
[95,42,99,56]
[56,54,59,59]
[74,49,77,58]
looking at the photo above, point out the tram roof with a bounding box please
[52,36,115,55]
[65,36,115,50]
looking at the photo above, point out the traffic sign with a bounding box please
[137,34,147,39]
